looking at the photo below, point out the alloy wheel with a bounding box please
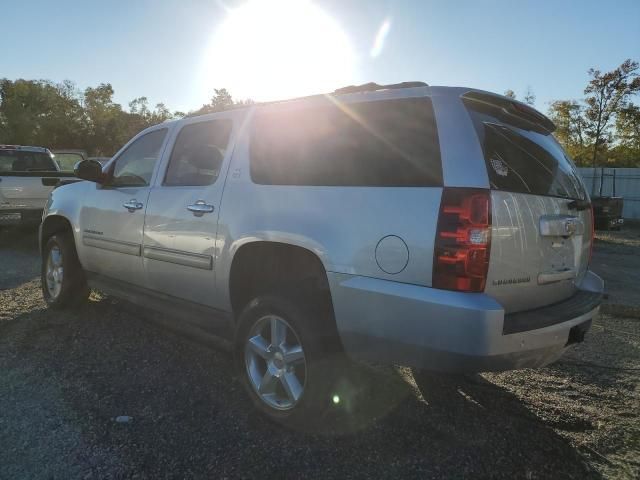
[45,245,64,299]
[244,314,307,411]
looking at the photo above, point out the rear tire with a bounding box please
[41,232,89,309]
[235,293,340,429]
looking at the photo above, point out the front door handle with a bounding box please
[123,199,143,212]
[187,200,215,217]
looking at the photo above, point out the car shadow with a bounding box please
[0,227,40,290]
[0,295,602,479]
[547,317,640,390]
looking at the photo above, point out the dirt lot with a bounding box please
[0,225,638,479]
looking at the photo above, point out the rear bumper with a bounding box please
[328,270,603,373]
[0,208,43,226]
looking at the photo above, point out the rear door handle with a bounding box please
[187,200,215,217]
[123,199,143,212]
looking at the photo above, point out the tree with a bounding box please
[548,100,588,163]
[616,103,640,151]
[190,88,235,116]
[609,103,640,166]
[523,86,536,106]
[583,59,640,171]
[504,89,516,99]
[83,83,129,155]
[0,78,84,148]
[189,88,253,117]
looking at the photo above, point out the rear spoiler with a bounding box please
[461,91,556,134]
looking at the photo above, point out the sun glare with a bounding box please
[200,0,356,102]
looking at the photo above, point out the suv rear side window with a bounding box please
[0,151,57,172]
[250,97,442,186]
[164,119,232,186]
[465,102,586,200]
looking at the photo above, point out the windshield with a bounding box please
[0,151,57,172]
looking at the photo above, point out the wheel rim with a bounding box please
[244,314,307,411]
[45,245,64,299]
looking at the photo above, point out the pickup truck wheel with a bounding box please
[235,294,337,428]
[41,232,89,309]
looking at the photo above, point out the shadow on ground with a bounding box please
[0,293,600,479]
[0,227,40,290]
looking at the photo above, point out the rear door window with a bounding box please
[164,119,233,186]
[465,103,586,200]
[250,97,442,187]
[0,151,57,172]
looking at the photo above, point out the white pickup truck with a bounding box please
[0,145,77,227]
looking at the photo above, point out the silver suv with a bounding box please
[40,82,603,426]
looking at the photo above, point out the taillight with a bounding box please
[433,188,491,292]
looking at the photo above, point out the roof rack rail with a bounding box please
[333,81,428,95]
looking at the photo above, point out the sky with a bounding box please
[2,0,639,114]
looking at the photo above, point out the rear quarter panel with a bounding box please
[214,115,442,311]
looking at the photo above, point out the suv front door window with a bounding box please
[78,128,169,286]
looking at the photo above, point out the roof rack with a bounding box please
[333,81,428,95]
[187,81,431,116]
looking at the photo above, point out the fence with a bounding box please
[578,167,640,219]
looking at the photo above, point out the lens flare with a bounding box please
[199,0,356,102]
[370,18,391,58]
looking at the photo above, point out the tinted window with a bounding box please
[250,98,442,186]
[466,107,586,200]
[164,119,232,186]
[53,153,84,171]
[111,129,167,187]
[0,151,57,172]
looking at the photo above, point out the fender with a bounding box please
[40,181,90,259]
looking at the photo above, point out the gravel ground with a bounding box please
[0,226,638,479]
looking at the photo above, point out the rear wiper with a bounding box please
[567,199,591,211]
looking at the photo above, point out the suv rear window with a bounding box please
[250,97,442,187]
[0,151,57,172]
[465,101,586,200]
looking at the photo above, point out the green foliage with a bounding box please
[503,87,535,106]
[616,103,640,151]
[188,88,253,117]
[0,79,84,148]
[547,59,640,167]
[0,79,242,156]
[548,100,589,163]
[583,59,640,166]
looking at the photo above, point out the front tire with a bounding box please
[41,232,89,309]
[235,294,339,428]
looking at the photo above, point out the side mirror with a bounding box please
[74,159,103,183]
